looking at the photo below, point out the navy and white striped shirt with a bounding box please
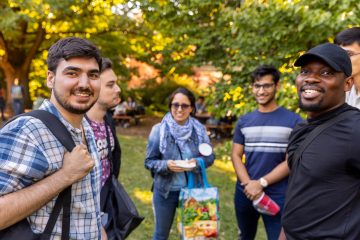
[233,107,302,195]
[0,100,102,239]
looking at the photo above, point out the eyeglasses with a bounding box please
[253,83,275,91]
[171,103,191,110]
[346,50,360,57]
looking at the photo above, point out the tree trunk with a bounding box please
[1,62,16,116]
[18,70,32,110]
[0,22,46,116]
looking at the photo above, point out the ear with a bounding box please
[344,76,353,92]
[46,71,55,89]
[275,81,281,91]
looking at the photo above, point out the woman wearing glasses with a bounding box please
[145,87,215,240]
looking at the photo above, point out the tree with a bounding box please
[0,0,139,109]
[137,0,360,117]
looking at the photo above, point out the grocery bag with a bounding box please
[178,158,219,240]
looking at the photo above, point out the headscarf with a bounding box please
[159,112,207,155]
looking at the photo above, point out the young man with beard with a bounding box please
[282,43,360,239]
[231,65,302,240]
[0,37,106,239]
[335,27,360,109]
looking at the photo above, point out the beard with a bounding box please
[53,86,96,114]
[299,99,324,112]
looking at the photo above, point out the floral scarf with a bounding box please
[159,112,207,155]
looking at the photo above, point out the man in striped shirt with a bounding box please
[231,65,302,240]
[0,37,106,239]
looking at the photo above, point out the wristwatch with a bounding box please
[259,177,268,188]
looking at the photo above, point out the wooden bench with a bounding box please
[205,124,233,139]
[113,114,145,126]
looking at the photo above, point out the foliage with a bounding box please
[213,140,232,162]
[0,0,147,107]
[129,73,199,113]
[2,0,360,115]
[136,0,360,117]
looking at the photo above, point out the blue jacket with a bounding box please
[145,123,215,198]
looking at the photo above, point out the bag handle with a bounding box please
[187,158,211,189]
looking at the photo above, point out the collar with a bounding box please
[307,103,351,124]
[39,99,89,135]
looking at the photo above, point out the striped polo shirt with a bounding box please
[233,107,302,195]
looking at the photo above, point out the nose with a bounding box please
[303,75,321,84]
[115,85,121,94]
[257,86,266,94]
[78,73,90,87]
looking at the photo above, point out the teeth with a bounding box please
[304,89,318,94]
[75,93,90,97]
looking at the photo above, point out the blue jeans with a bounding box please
[234,183,284,240]
[12,99,24,116]
[152,190,180,240]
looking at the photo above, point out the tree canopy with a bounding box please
[1,0,359,116]
[0,0,141,107]
[137,0,360,117]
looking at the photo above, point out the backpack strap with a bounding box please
[290,110,354,168]
[6,110,76,240]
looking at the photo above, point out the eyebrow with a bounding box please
[63,66,100,73]
[106,80,116,84]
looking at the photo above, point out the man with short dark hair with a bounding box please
[282,43,360,239]
[86,57,124,238]
[335,27,360,109]
[231,65,302,240]
[0,37,105,239]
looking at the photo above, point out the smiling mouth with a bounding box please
[301,88,323,99]
[303,89,320,94]
[72,89,93,97]
[74,92,91,97]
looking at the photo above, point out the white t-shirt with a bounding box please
[346,85,360,109]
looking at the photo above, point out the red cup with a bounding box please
[253,192,280,216]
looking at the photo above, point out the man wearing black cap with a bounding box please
[281,43,360,239]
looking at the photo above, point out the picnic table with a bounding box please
[113,114,145,127]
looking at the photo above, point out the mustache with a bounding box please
[71,87,94,96]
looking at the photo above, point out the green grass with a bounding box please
[118,135,266,240]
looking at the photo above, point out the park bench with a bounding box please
[205,123,233,139]
[113,114,145,127]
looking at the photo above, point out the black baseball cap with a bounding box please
[294,43,352,77]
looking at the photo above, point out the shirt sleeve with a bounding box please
[144,124,170,175]
[0,118,49,195]
[233,118,245,145]
[349,118,360,172]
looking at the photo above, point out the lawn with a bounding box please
[118,135,266,240]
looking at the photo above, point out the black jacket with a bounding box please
[104,111,121,177]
